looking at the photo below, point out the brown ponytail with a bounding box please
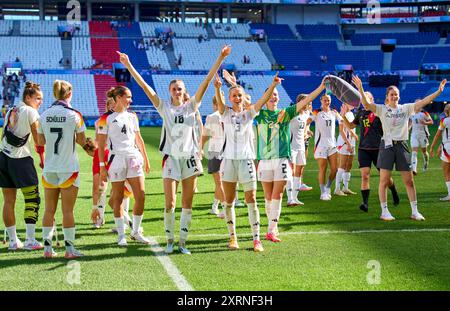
[22,81,41,102]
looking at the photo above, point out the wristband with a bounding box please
[99,162,105,167]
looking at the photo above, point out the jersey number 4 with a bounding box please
[50,127,63,155]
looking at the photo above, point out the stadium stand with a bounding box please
[72,37,94,69]
[0,20,13,35]
[249,23,295,39]
[140,22,207,38]
[296,24,341,39]
[90,38,120,69]
[119,39,150,70]
[211,23,250,38]
[94,75,124,115]
[20,20,89,36]
[350,32,440,46]
[89,21,117,37]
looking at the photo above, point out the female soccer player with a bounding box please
[38,80,87,258]
[410,107,433,175]
[340,92,399,212]
[334,103,358,196]
[255,81,325,243]
[429,104,450,201]
[214,72,281,252]
[97,86,150,247]
[0,81,44,251]
[310,94,342,201]
[352,75,446,221]
[118,45,230,255]
[202,96,226,218]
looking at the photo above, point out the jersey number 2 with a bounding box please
[50,127,63,155]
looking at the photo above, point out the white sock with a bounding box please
[224,203,236,238]
[212,198,219,209]
[98,186,108,218]
[114,217,125,236]
[380,202,390,215]
[26,223,36,241]
[320,184,326,195]
[264,199,271,220]
[235,187,239,202]
[164,208,175,241]
[410,201,418,215]
[6,226,17,242]
[180,208,192,243]
[268,199,282,234]
[132,214,143,234]
[221,202,227,214]
[42,226,53,249]
[293,177,300,201]
[286,178,294,201]
[247,202,260,241]
[446,181,450,196]
[63,227,75,250]
[343,172,351,190]
[411,151,418,172]
[122,197,132,228]
[335,168,344,191]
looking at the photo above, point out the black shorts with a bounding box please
[377,140,412,171]
[0,152,38,188]
[358,149,379,169]
[208,157,222,174]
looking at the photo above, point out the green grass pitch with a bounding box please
[1,126,450,291]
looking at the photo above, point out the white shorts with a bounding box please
[108,153,144,182]
[221,159,257,188]
[314,145,337,159]
[42,172,80,189]
[162,155,202,182]
[411,134,429,149]
[440,143,450,163]
[337,144,356,156]
[291,149,306,166]
[257,158,293,182]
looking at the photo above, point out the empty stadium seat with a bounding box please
[140,22,207,38]
[20,21,89,36]
[211,23,250,38]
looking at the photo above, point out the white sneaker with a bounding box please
[24,239,43,251]
[178,245,191,255]
[130,231,151,244]
[165,242,174,254]
[287,200,299,207]
[342,188,357,195]
[440,195,450,201]
[299,184,313,191]
[320,194,331,201]
[8,239,23,251]
[293,198,304,205]
[411,212,425,221]
[423,161,429,172]
[210,207,219,215]
[118,235,127,247]
[380,213,395,221]
[234,200,244,207]
[334,189,347,196]
[217,212,225,219]
[94,217,104,229]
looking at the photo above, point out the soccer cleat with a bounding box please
[8,239,23,251]
[43,248,57,259]
[165,242,174,254]
[423,161,429,172]
[440,195,450,202]
[253,240,264,252]
[24,239,44,251]
[234,199,244,207]
[359,203,369,213]
[210,207,219,215]
[299,184,313,191]
[94,217,104,229]
[380,213,395,221]
[217,212,225,219]
[130,231,151,244]
[228,237,239,250]
[178,245,191,255]
[292,198,304,205]
[320,194,331,201]
[342,188,357,195]
[287,200,299,207]
[410,212,425,221]
[334,190,347,196]
[265,232,282,243]
[118,235,128,247]
[64,248,84,259]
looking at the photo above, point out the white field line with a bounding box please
[150,228,450,240]
[147,237,194,291]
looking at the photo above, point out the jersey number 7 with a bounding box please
[50,127,63,155]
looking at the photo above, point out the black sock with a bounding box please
[389,184,397,192]
[361,189,370,205]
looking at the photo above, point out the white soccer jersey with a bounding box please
[221,107,258,160]
[157,97,200,159]
[290,110,310,152]
[410,111,432,137]
[309,109,337,148]
[0,101,39,159]
[38,101,86,173]
[204,111,225,154]
[376,103,415,142]
[439,117,450,145]
[337,111,356,147]
[97,110,140,156]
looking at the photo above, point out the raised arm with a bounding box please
[214,74,226,115]
[194,45,231,107]
[296,78,326,112]
[415,79,447,113]
[117,51,161,108]
[252,72,283,113]
[352,75,377,113]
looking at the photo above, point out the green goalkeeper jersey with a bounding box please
[254,105,298,160]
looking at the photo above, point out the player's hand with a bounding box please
[439,79,447,93]
[346,145,353,153]
[91,208,100,224]
[116,51,130,67]
[144,159,150,174]
[220,45,232,58]
[222,69,237,87]
[352,75,363,90]
[430,149,435,157]
[214,73,222,89]
[273,72,284,85]
[276,110,286,123]
[100,167,108,183]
